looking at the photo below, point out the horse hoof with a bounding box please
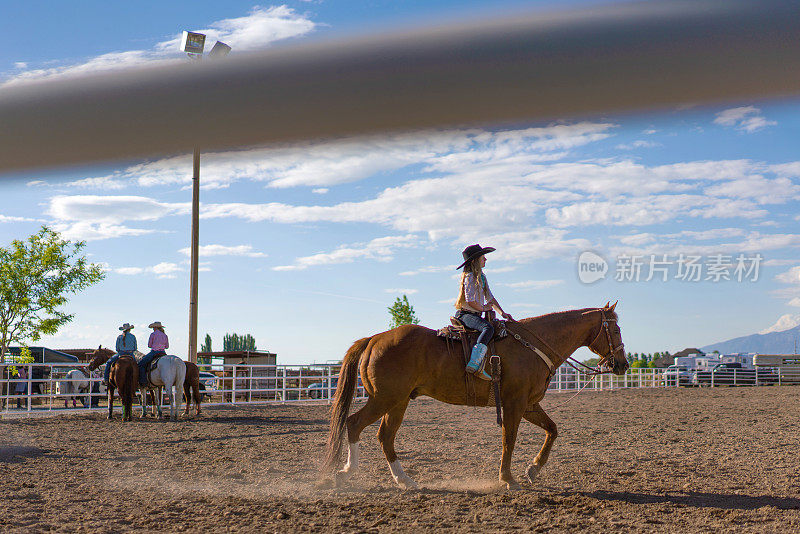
[334,470,350,488]
[315,478,335,490]
[525,465,542,485]
[396,477,419,491]
[504,480,522,491]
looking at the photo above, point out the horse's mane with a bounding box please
[522,306,618,324]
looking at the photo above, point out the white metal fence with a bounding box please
[1,362,798,417]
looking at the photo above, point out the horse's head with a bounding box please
[87,345,115,371]
[585,301,628,375]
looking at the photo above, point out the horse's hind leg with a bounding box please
[522,403,558,484]
[377,399,416,489]
[107,387,115,420]
[335,398,392,485]
[499,402,525,490]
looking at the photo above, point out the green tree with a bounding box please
[223,333,257,351]
[631,359,647,369]
[0,227,105,359]
[7,346,33,377]
[200,333,212,353]
[388,295,419,329]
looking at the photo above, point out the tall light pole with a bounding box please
[180,32,231,364]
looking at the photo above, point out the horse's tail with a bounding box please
[322,336,371,474]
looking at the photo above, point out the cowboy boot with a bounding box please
[466,343,491,380]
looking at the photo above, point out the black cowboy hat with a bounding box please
[456,244,495,270]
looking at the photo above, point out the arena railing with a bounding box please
[1,362,797,416]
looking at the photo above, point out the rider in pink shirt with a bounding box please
[139,321,169,385]
[148,328,169,351]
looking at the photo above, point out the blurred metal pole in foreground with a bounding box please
[188,147,200,365]
[1,0,800,174]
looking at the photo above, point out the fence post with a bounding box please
[327,365,333,404]
[232,364,237,404]
[281,367,287,403]
[248,366,253,403]
[711,369,715,388]
[26,364,32,412]
[48,363,54,411]
[733,368,737,386]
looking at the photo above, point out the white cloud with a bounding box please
[3,6,316,87]
[52,221,162,242]
[13,62,27,69]
[272,235,417,271]
[312,188,329,194]
[501,279,565,290]
[760,314,800,334]
[714,106,777,133]
[0,214,38,223]
[609,232,800,258]
[46,195,187,241]
[788,297,800,308]
[399,265,452,276]
[75,123,615,191]
[47,195,186,222]
[114,262,182,279]
[615,140,660,150]
[764,259,800,266]
[26,180,45,187]
[775,266,800,285]
[178,244,267,258]
[384,288,419,295]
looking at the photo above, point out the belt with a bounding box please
[457,309,482,317]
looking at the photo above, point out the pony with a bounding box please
[182,361,202,417]
[88,346,138,422]
[136,351,186,421]
[323,301,628,490]
[57,368,91,408]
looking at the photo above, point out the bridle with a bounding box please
[506,307,624,376]
[582,308,625,372]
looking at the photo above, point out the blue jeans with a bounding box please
[139,350,165,385]
[455,310,494,346]
[104,352,132,383]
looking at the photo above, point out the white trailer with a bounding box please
[694,356,722,371]
[674,355,702,369]
[722,353,755,368]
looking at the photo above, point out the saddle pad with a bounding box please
[437,320,508,341]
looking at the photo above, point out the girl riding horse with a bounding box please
[455,244,513,379]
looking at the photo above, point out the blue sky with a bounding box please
[1,1,799,364]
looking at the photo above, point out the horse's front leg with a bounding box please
[139,387,148,418]
[156,387,163,418]
[499,402,525,490]
[522,403,558,484]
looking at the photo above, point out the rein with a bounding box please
[506,307,623,377]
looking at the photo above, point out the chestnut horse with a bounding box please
[323,301,627,490]
[88,346,138,422]
[182,361,202,417]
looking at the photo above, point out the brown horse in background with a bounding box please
[87,346,138,422]
[323,302,627,490]
[182,361,202,417]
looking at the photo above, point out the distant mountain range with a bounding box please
[701,324,800,355]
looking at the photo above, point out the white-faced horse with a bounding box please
[136,351,186,421]
[57,368,91,408]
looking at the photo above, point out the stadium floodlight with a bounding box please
[208,41,232,59]
[180,31,206,56]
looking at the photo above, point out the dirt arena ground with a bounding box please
[1,385,800,533]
